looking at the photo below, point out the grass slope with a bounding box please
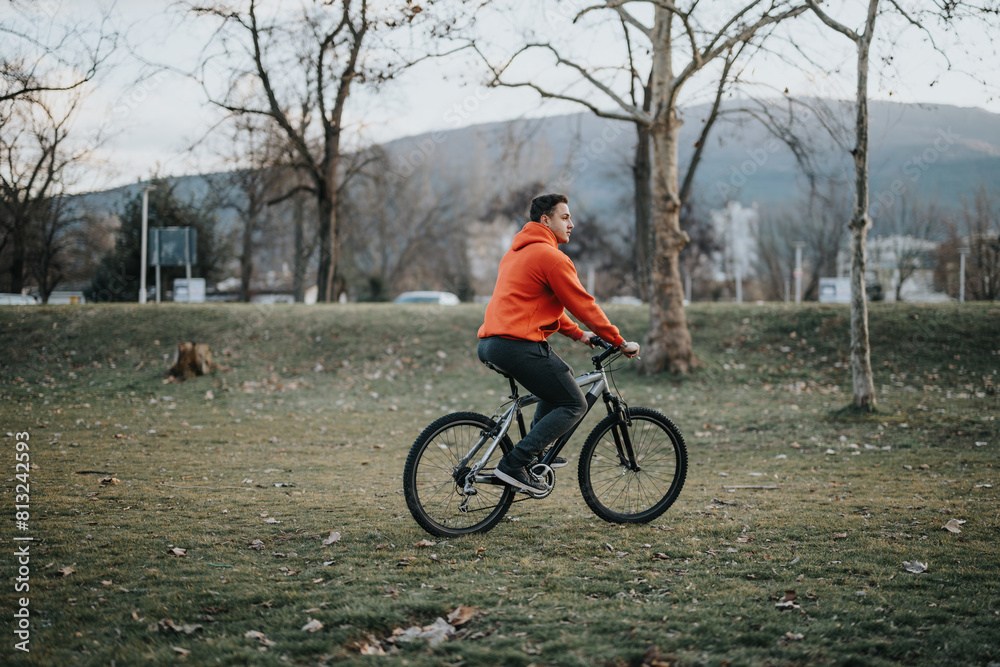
[1,302,998,666]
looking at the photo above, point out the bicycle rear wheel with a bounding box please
[578,407,687,523]
[403,412,516,537]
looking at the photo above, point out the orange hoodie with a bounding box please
[478,221,626,347]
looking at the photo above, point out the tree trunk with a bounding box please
[316,193,334,302]
[168,342,213,381]
[9,227,26,294]
[239,209,255,302]
[848,4,878,411]
[316,155,341,303]
[640,8,698,374]
[293,191,306,303]
[633,122,652,302]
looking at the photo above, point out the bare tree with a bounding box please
[802,0,883,409]
[0,1,117,104]
[189,0,377,302]
[0,92,86,296]
[188,1,464,303]
[958,186,1000,301]
[478,1,809,373]
[0,2,118,298]
[752,177,850,300]
[339,146,464,300]
[803,0,1000,407]
[209,113,294,302]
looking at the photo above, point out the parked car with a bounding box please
[0,293,38,305]
[393,291,460,305]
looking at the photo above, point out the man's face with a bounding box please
[541,202,574,244]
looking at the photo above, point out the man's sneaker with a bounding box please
[536,453,568,468]
[495,459,547,494]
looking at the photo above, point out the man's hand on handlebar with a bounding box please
[584,334,640,359]
[620,341,640,358]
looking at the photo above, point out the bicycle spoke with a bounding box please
[579,409,687,523]
[404,414,515,536]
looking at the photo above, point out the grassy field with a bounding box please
[1,301,998,666]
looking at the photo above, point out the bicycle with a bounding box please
[403,338,687,537]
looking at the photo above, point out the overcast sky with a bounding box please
[8,0,998,193]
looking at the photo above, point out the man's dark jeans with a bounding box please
[477,336,587,469]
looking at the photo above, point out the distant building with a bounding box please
[837,235,949,302]
[710,201,759,283]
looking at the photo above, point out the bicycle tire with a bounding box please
[578,406,687,524]
[403,412,516,537]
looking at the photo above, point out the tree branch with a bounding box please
[805,0,859,41]
[477,42,647,122]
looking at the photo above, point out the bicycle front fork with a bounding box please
[606,395,640,472]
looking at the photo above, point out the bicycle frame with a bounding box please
[456,347,639,496]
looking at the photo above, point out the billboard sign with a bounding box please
[150,227,197,267]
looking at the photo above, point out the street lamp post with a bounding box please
[793,242,805,304]
[958,247,969,303]
[139,185,155,304]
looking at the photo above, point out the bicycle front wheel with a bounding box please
[578,407,687,523]
[403,412,516,537]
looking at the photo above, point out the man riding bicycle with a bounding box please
[477,193,640,494]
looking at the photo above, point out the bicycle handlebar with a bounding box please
[589,336,620,365]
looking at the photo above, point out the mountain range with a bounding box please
[72,99,1000,235]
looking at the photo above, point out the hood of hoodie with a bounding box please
[511,221,557,252]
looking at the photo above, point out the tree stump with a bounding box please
[168,342,213,381]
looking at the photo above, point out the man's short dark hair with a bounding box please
[529,193,569,222]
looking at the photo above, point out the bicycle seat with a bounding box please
[481,361,512,379]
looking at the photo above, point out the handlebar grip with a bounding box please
[589,335,614,350]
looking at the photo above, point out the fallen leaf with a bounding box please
[249,539,265,550]
[784,632,805,641]
[99,476,120,485]
[264,518,281,524]
[59,566,76,577]
[322,531,341,546]
[392,618,455,647]
[832,532,848,540]
[245,630,276,647]
[414,539,436,548]
[171,646,191,657]
[942,519,966,533]
[357,641,386,655]
[302,619,324,633]
[446,605,477,626]
[903,560,928,574]
[170,548,187,557]
[158,618,203,634]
